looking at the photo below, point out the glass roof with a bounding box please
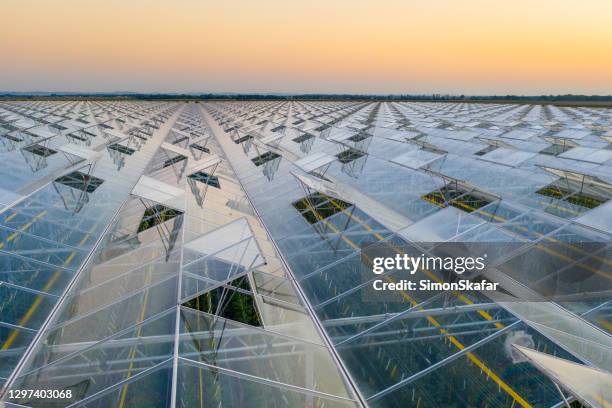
[1,100,611,407]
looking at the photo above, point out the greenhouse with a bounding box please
[0,100,610,407]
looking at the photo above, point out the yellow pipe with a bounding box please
[1,223,95,350]
[320,195,504,327]
[0,210,48,250]
[118,265,153,407]
[302,198,531,407]
[386,275,532,408]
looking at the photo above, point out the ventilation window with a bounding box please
[173,136,189,145]
[2,134,23,142]
[336,148,365,164]
[539,143,573,156]
[234,135,253,144]
[535,184,567,200]
[252,151,281,166]
[414,141,447,155]
[189,143,210,153]
[293,133,315,143]
[163,155,187,168]
[188,171,220,188]
[55,171,104,193]
[50,123,68,131]
[422,186,463,207]
[183,276,262,326]
[422,186,493,213]
[1,124,20,132]
[566,194,607,209]
[474,145,497,156]
[292,192,352,224]
[539,137,576,156]
[137,204,183,233]
[108,144,135,155]
[82,129,97,138]
[536,183,608,209]
[23,144,57,157]
[67,133,87,142]
[270,125,285,133]
[347,133,371,143]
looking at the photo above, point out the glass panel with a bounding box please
[13,311,176,405]
[372,323,579,408]
[80,363,172,408]
[176,360,357,408]
[179,307,351,398]
[44,277,177,348]
[0,324,36,379]
[0,284,57,330]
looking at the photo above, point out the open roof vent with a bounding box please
[474,145,497,156]
[539,138,576,156]
[137,204,183,233]
[336,148,365,164]
[188,171,220,188]
[162,155,187,168]
[234,134,253,144]
[182,276,262,326]
[55,171,104,193]
[252,151,281,167]
[347,133,371,143]
[536,182,608,209]
[422,186,493,213]
[23,144,57,157]
[293,133,315,143]
[293,192,352,224]
[189,143,210,153]
[108,143,135,155]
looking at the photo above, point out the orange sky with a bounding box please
[2,0,612,94]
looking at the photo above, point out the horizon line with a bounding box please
[3,91,612,97]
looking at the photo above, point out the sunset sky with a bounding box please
[2,0,612,94]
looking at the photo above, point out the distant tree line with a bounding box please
[2,92,612,102]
